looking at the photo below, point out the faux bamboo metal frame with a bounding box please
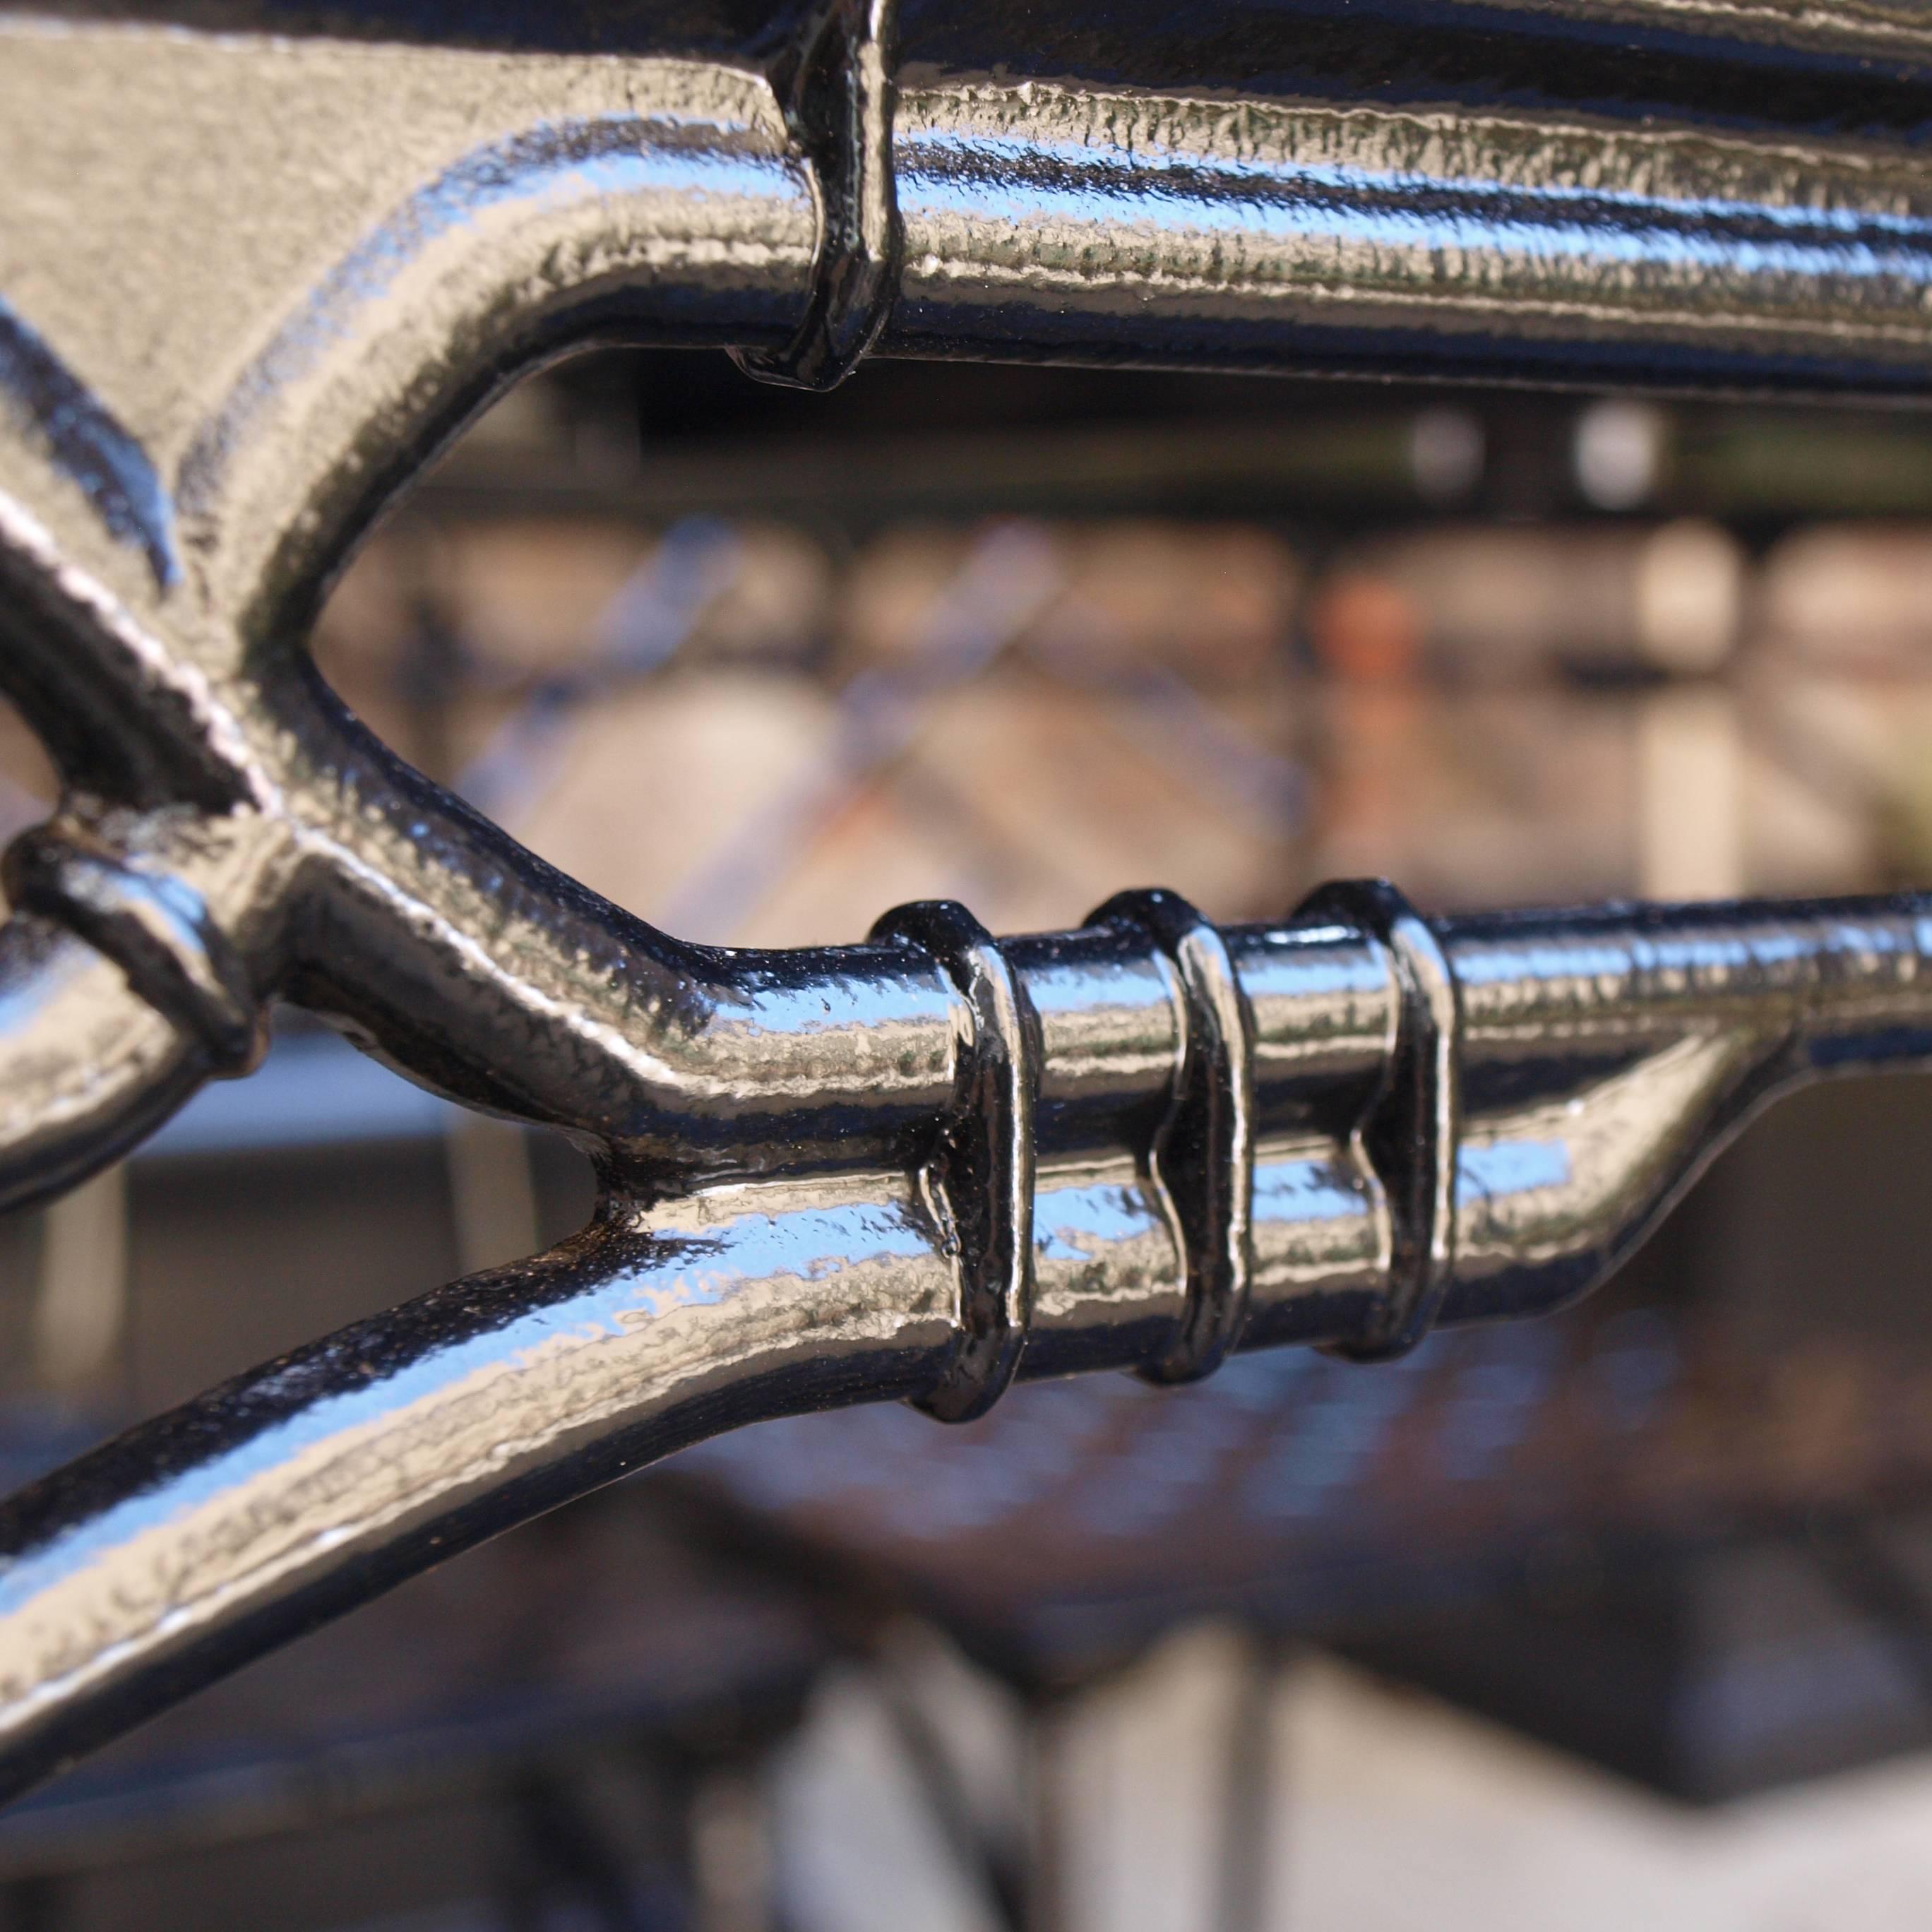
[2,0,1932,1803]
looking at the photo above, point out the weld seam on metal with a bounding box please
[1090,888,1256,1385]
[1300,878,1460,1361]
[870,898,1037,1422]
[734,0,899,392]
[3,830,263,1075]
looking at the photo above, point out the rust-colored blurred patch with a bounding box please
[1308,572,1423,685]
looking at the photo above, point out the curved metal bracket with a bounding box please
[1090,889,1257,1386]
[1298,880,1460,1361]
[733,0,901,391]
[870,899,1039,1421]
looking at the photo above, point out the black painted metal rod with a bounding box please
[0,888,1928,1801]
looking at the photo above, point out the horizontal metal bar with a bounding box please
[881,77,1932,391]
[2,0,1930,641]
[890,0,1932,99]
[1,888,1931,1802]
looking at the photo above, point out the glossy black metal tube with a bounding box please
[1436,896,1932,1325]
[880,70,1932,393]
[0,1193,959,1806]
[292,744,1932,1181]
[1443,898,1932,1064]
[5,890,1932,1808]
[282,665,1396,1183]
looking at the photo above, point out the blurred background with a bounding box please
[6,354,1932,1927]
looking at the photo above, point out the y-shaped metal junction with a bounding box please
[2,0,1932,1803]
